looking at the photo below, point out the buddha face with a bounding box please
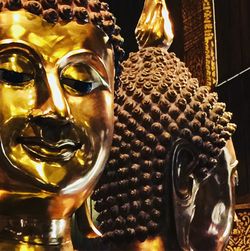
[0,10,114,212]
[91,47,237,251]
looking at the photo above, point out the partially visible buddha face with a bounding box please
[0,0,123,218]
[92,47,237,250]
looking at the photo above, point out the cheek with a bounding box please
[66,90,114,130]
[0,83,36,123]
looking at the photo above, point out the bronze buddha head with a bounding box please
[92,47,238,251]
[0,0,123,248]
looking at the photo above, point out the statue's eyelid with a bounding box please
[57,50,110,85]
[0,41,43,66]
[0,52,37,81]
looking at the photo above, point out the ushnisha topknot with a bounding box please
[92,47,236,243]
[0,0,124,73]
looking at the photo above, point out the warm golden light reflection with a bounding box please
[28,33,47,48]
[162,1,173,41]
[34,162,48,183]
[47,70,68,117]
[0,189,53,199]
[63,64,94,82]
[75,150,86,166]
[13,12,21,23]
[10,24,26,39]
[10,145,48,183]
[85,199,102,237]
[1,82,35,120]
[10,144,68,185]
[19,244,35,251]
[0,53,34,74]
[2,243,38,251]
[0,9,115,249]
[104,89,113,108]
[0,12,114,189]
[135,236,165,251]
[45,163,67,185]
[135,0,174,49]
[53,48,71,61]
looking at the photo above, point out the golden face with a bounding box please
[0,11,114,193]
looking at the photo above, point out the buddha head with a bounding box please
[0,0,123,246]
[92,47,238,251]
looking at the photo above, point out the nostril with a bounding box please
[30,115,70,127]
[41,126,62,142]
[28,115,72,142]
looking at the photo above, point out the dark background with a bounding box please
[215,0,250,201]
[106,0,250,201]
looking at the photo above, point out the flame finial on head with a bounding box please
[135,0,174,49]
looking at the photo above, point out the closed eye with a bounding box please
[60,77,106,96]
[60,63,109,96]
[0,68,33,85]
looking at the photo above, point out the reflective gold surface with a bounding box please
[135,0,174,49]
[0,240,73,251]
[125,236,166,251]
[203,0,218,88]
[0,218,73,250]
[0,9,115,248]
[182,0,218,88]
[226,204,250,250]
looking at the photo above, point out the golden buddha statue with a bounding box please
[74,1,238,250]
[0,0,123,250]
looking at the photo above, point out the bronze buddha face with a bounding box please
[91,47,238,251]
[0,0,123,248]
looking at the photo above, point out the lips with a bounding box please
[13,115,88,162]
[16,136,82,161]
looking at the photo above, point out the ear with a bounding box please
[171,139,199,249]
[172,140,198,202]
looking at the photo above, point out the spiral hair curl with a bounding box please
[92,47,236,243]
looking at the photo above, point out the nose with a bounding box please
[30,115,72,143]
[31,115,69,127]
[33,68,70,118]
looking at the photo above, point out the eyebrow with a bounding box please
[0,40,43,65]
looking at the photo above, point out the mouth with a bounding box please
[16,136,82,162]
[10,115,91,162]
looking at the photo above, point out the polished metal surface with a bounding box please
[0,218,73,250]
[135,0,174,49]
[172,140,238,251]
[116,141,238,251]
[0,10,114,248]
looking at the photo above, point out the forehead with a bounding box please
[0,10,111,64]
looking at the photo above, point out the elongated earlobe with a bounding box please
[171,140,199,249]
[172,140,198,201]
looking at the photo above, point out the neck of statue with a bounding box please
[0,240,74,251]
[111,229,181,251]
[108,233,180,251]
[0,216,74,251]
